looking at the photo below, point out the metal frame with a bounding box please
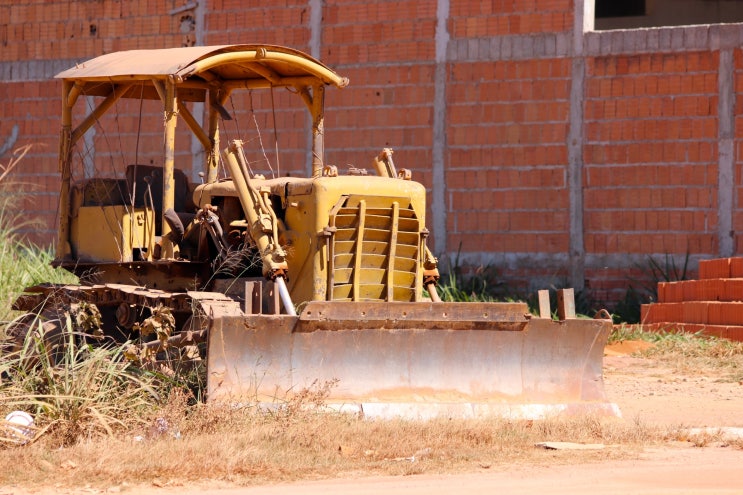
[55,44,349,261]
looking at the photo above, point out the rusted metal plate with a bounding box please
[298,301,530,331]
[52,260,212,292]
[207,315,297,400]
[207,302,617,419]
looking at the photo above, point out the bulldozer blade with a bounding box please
[207,301,619,419]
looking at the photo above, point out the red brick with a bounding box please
[707,301,723,324]
[723,279,743,302]
[698,279,722,301]
[670,281,686,302]
[682,301,709,324]
[680,280,696,302]
[640,304,657,323]
[730,258,743,278]
[718,301,743,325]
[696,324,743,341]
[699,259,731,279]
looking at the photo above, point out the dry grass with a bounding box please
[0,407,665,489]
[642,332,743,379]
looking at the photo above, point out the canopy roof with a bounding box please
[56,44,349,100]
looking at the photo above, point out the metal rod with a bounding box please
[386,201,399,301]
[57,80,73,260]
[160,78,178,259]
[70,83,131,144]
[426,282,442,303]
[310,84,325,178]
[206,88,227,183]
[138,329,207,353]
[275,276,296,316]
[353,200,366,302]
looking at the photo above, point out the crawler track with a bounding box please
[12,283,244,345]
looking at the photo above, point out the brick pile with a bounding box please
[641,257,743,341]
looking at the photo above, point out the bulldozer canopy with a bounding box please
[55,44,348,100]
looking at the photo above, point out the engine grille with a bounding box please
[328,197,420,302]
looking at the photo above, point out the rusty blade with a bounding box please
[206,302,617,419]
[298,301,530,331]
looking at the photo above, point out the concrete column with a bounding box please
[432,0,450,255]
[306,0,324,177]
[717,47,735,257]
[566,0,590,289]
[190,0,207,182]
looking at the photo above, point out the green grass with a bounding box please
[435,270,497,302]
[0,186,77,327]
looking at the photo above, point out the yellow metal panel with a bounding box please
[281,175,427,305]
[70,206,154,262]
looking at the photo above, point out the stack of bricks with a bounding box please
[640,258,743,341]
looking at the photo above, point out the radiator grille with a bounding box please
[328,198,420,301]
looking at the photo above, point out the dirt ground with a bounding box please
[5,342,743,495]
[603,340,743,428]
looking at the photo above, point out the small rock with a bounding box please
[412,447,432,461]
[535,442,605,450]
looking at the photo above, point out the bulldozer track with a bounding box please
[13,283,242,319]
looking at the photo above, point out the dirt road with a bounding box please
[190,446,743,495]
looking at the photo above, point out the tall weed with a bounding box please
[613,253,690,324]
[0,318,162,446]
[436,245,505,302]
[0,151,77,327]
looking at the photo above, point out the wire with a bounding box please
[270,86,280,177]
[248,90,275,179]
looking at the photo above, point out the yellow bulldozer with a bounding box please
[10,44,617,419]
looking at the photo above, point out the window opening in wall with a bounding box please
[596,0,645,18]
[594,0,743,30]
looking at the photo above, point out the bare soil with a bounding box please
[4,341,743,495]
[603,347,743,428]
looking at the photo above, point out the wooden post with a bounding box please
[557,288,576,321]
[538,289,551,319]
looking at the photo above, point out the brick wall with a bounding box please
[1,0,742,308]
